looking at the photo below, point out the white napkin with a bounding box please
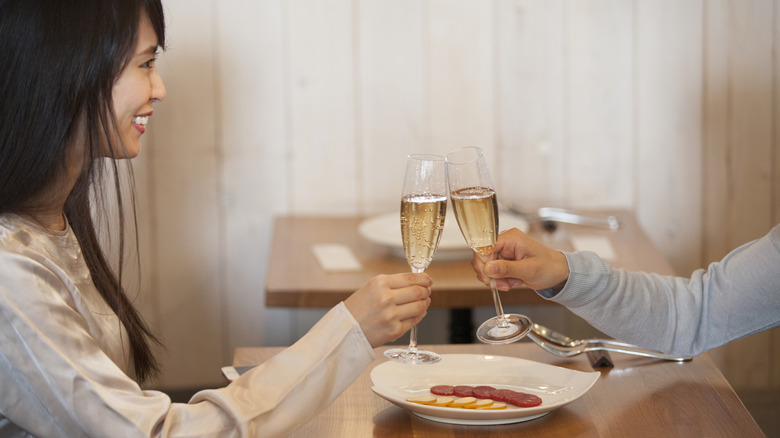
[570,235,616,261]
[311,244,362,272]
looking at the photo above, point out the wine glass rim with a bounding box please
[445,146,484,164]
[407,153,445,161]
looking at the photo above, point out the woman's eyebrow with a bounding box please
[137,44,158,57]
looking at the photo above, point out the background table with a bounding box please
[265,210,675,308]
[234,343,764,437]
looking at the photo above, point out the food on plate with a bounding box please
[463,399,494,409]
[430,385,454,396]
[490,388,517,402]
[448,397,477,408]
[452,385,474,397]
[405,384,541,410]
[430,396,455,406]
[477,402,508,410]
[487,387,540,406]
[472,385,496,399]
[405,395,436,404]
[507,391,543,407]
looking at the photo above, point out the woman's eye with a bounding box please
[141,52,160,69]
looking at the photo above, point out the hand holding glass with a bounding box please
[446,147,531,344]
[383,154,447,364]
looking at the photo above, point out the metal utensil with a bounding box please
[536,207,620,231]
[528,323,691,362]
[502,204,620,231]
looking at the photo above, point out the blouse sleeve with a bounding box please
[0,250,374,437]
[537,225,780,357]
[185,303,375,437]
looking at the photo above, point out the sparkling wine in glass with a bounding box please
[384,154,447,364]
[446,147,531,344]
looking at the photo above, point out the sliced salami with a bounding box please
[489,388,517,402]
[472,385,496,399]
[508,392,543,407]
[430,385,454,396]
[452,385,474,397]
[424,385,542,409]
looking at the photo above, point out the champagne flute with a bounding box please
[445,147,531,344]
[384,154,447,364]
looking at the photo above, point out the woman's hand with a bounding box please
[471,228,569,292]
[344,273,432,348]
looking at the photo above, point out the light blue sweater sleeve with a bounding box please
[538,225,780,357]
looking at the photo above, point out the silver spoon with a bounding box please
[528,323,691,362]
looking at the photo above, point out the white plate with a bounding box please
[359,212,529,259]
[370,354,599,425]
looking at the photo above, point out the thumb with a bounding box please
[484,259,523,280]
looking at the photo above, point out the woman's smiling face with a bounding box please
[109,12,166,159]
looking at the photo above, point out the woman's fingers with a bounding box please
[345,273,433,347]
[393,295,431,321]
[381,272,433,293]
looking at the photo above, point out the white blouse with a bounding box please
[0,214,375,437]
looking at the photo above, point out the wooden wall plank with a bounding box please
[427,0,495,158]
[358,0,426,214]
[288,0,358,214]
[704,0,774,254]
[566,0,634,209]
[703,0,732,263]
[495,0,566,210]
[215,0,290,364]
[635,0,703,277]
[726,0,774,245]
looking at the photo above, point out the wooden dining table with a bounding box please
[233,343,765,437]
[265,209,676,308]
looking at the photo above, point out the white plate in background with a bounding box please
[359,212,529,259]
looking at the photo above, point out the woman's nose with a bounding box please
[151,69,166,103]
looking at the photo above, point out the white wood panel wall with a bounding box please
[135,0,779,393]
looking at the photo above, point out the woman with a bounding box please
[0,1,431,436]
[470,226,780,357]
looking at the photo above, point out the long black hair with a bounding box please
[0,0,166,383]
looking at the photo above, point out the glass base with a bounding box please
[384,348,441,364]
[476,314,532,345]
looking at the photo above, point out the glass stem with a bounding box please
[407,266,425,354]
[490,278,509,328]
[408,325,419,353]
[480,253,509,328]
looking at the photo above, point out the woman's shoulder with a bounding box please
[0,213,88,303]
[0,213,79,260]
[0,214,41,261]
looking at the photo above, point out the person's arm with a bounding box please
[189,303,373,437]
[475,226,780,357]
[546,225,780,356]
[0,251,430,437]
[192,273,433,437]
